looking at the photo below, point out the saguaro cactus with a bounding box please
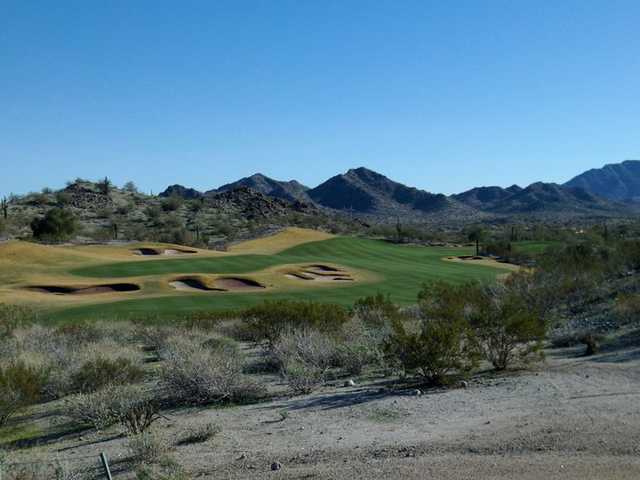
[1,197,7,219]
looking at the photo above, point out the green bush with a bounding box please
[30,208,77,241]
[242,300,348,345]
[468,284,546,370]
[384,282,480,385]
[385,317,478,386]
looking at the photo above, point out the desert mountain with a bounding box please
[307,167,457,216]
[211,173,311,203]
[455,182,617,215]
[160,184,203,199]
[564,160,640,202]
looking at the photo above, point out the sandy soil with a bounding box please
[10,341,640,479]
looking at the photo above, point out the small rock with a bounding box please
[412,389,422,396]
[344,379,356,387]
[271,462,282,471]
[460,380,469,389]
[237,453,247,461]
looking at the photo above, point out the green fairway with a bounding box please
[512,240,559,255]
[54,237,513,322]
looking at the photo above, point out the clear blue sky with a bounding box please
[2,0,639,196]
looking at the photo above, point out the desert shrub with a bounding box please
[469,283,547,370]
[352,293,402,326]
[65,384,160,432]
[579,333,603,356]
[333,316,386,375]
[242,300,348,345]
[549,331,584,348]
[177,422,221,445]
[272,328,336,394]
[0,304,37,337]
[159,335,263,405]
[70,357,144,393]
[134,460,188,480]
[42,338,143,399]
[615,293,640,322]
[54,191,72,206]
[161,195,183,212]
[30,208,77,241]
[127,431,170,465]
[385,317,478,386]
[0,454,88,480]
[145,205,163,223]
[384,282,480,385]
[0,361,49,426]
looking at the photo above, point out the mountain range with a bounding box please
[160,160,640,221]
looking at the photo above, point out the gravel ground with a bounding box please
[7,340,640,479]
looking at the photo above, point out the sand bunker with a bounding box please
[133,247,197,256]
[214,277,266,290]
[25,283,140,295]
[169,276,224,292]
[285,265,354,282]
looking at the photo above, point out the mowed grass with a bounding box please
[512,240,560,255]
[54,237,512,322]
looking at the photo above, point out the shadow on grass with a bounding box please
[2,422,88,450]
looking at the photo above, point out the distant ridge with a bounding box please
[211,173,311,203]
[157,160,639,221]
[564,160,640,202]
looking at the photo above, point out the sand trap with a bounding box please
[285,272,315,280]
[25,283,140,295]
[133,247,197,256]
[306,264,341,272]
[169,276,224,292]
[285,265,355,282]
[214,277,266,290]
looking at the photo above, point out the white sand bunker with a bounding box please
[169,277,224,292]
[285,265,354,282]
[133,247,197,256]
[170,276,266,292]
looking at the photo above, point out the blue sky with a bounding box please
[2,0,639,196]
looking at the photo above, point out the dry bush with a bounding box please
[0,361,48,426]
[0,451,88,480]
[159,334,263,405]
[615,293,640,323]
[127,430,171,465]
[10,326,145,399]
[334,316,387,375]
[65,383,160,432]
[272,328,336,394]
[177,422,221,445]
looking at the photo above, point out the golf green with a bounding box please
[54,237,512,322]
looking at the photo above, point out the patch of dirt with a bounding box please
[24,283,140,295]
[214,277,266,290]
